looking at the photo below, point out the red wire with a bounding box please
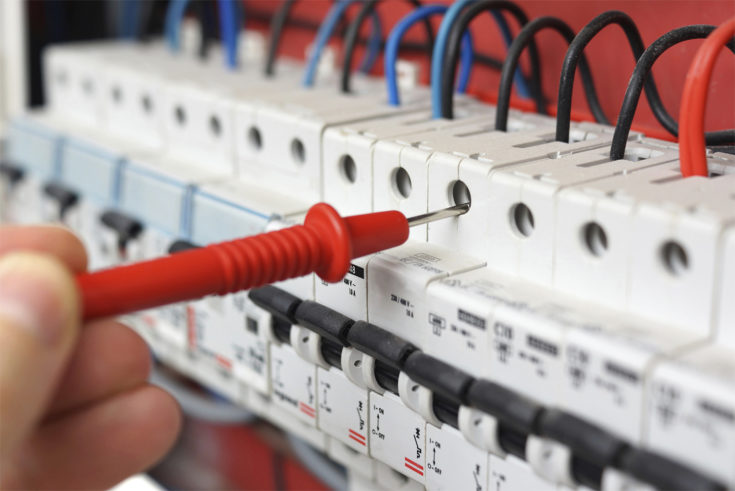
[678,18,735,177]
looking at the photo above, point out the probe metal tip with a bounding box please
[406,202,471,227]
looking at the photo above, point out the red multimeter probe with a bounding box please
[77,202,469,321]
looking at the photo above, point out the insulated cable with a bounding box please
[610,25,735,161]
[339,0,435,94]
[120,0,142,40]
[437,0,544,119]
[301,0,383,88]
[218,0,240,69]
[165,0,190,53]
[264,0,297,76]
[357,8,383,75]
[256,4,505,75]
[431,0,518,118]
[679,18,735,177]
[193,0,216,60]
[556,10,675,143]
[386,5,473,106]
[265,0,374,77]
[494,16,603,132]
[165,0,220,62]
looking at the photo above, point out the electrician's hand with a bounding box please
[0,225,181,489]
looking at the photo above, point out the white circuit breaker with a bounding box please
[4,36,734,491]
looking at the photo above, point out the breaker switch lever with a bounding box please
[77,202,467,321]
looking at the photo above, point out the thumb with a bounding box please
[0,252,80,460]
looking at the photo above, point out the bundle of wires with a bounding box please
[385,4,474,107]
[493,15,602,132]
[164,0,241,69]
[301,0,384,88]
[610,24,735,161]
[339,0,434,94]
[431,0,539,119]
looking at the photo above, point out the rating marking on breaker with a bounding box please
[186,305,197,350]
[317,368,369,453]
[315,258,369,320]
[215,355,232,370]
[299,401,316,418]
[405,457,424,476]
[490,305,566,405]
[390,293,415,319]
[372,405,385,440]
[349,429,366,446]
[270,344,318,425]
[425,424,488,491]
[369,392,426,482]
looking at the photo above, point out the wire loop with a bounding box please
[610,25,735,161]
[438,0,544,119]
[340,0,435,94]
[495,16,603,132]
[385,5,473,106]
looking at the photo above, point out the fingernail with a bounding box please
[0,253,77,346]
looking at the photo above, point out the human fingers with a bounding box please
[0,225,88,273]
[0,252,80,461]
[2,385,181,490]
[46,320,152,417]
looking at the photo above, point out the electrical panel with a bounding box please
[2,13,734,491]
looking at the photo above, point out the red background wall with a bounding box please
[244,0,735,141]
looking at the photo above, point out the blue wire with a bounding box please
[164,0,177,50]
[358,9,383,73]
[166,0,189,53]
[490,10,530,98]
[385,5,473,107]
[431,0,531,118]
[217,0,240,69]
[119,0,134,39]
[302,0,382,88]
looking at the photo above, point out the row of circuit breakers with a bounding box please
[1,34,735,491]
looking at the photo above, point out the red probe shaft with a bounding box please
[77,203,409,321]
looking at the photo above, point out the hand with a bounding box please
[0,225,181,489]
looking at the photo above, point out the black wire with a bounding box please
[495,17,604,132]
[136,0,156,41]
[610,25,735,160]
[248,5,503,71]
[193,0,216,60]
[264,0,296,76]
[440,0,546,120]
[556,10,669,143]
[340,0,434,94]
[138,0,169,42]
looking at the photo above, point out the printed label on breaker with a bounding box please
[563,340,645,441]
[424,274,519,377]
[489,454,556,491]
[368,391,426,482]
[489,308,563,405]
[647,373,735,484]
[270,343,317,425]
[315,259,369,319]
[317,368,369,453]
[227,293,269,393]
[189,299,233,371]
[425,424,488,491]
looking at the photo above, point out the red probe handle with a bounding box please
[76,203,408,321]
